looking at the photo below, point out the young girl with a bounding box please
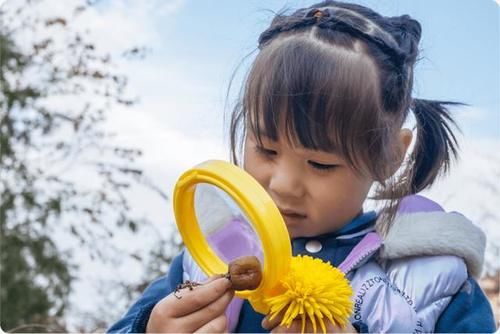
[108,1,496,332]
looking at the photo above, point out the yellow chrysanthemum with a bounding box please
[264,255,353,333]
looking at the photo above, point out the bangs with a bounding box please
[244,29,390,175]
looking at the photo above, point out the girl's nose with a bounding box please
[268,165,305,200]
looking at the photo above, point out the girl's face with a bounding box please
[243,128,373,239]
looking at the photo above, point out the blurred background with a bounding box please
[0,0,498,331]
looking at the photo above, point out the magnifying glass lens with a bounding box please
[194,183,264,265]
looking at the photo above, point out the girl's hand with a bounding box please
[146,276,234,333]
[262,314,358,333]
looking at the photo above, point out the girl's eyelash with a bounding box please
[255,146,336,171]
[308,161,337,171]
[255,146,277,156]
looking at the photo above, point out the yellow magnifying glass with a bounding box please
[173,160,353,332]
[173,159,292,313]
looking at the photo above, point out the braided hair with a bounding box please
[229,1,461,229]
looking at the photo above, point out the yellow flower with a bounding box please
[264,255,353,333]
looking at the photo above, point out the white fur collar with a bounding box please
[377,211,486,278]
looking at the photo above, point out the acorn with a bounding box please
[226,256,263,291]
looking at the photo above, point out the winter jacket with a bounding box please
[107,195,496,333]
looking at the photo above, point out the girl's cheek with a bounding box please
[243,149,258,175]
[246,155,262,177]
[242,141,253,170]
[244,153,269,187]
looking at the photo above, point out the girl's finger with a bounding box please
[261,312,284,330]
[202,273,225,284]
[176,289,234,331]
[193,313,228,333]
[167,277,232,317]
[270,320,303,333]
[269,318,356,333]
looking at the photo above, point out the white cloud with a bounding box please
[108,59,227,138]
[79,0,185,53]
[452,104,489,122]
[5,0,185,53]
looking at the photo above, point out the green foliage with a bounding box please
[0,1,169,331]
[0,212,72,331]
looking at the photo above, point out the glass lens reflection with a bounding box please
[194,183,263,266]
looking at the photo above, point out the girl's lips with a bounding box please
[279,208,307,219]
[280,212,307,228]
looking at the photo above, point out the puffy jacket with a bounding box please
[108,195,496,332]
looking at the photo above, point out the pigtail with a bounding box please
[408,98,462,193]
[375,99,463,235]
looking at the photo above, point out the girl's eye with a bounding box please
[308,160,337,171]
[255,146,277,157]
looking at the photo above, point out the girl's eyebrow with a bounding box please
[249,126,274,140]
[252,129,341,156]
[305,147,341,157]
[250,123,341,156]
[256,130,271,139]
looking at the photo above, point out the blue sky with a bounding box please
[121,0,499,138]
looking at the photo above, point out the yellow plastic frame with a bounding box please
[173,160,292,313]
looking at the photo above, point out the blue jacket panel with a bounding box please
[434,277,496,332]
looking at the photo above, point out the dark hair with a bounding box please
[228,1,461,231]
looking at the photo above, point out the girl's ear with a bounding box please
[399,128,413,158]
[387,128,413,178]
